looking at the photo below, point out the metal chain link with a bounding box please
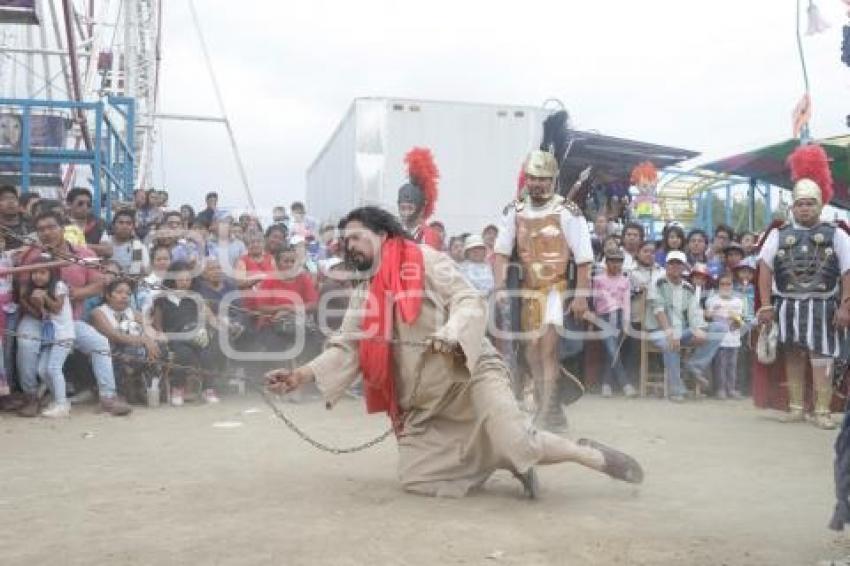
[0,225,443,453]
[2,324,432,454]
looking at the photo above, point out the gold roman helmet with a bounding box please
[524,150,559,179]
[792,178,822,207]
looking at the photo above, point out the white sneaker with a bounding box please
[203,389,220,404]
[601,384,613,398]
[41,402,70,418]
[623,384,637,398]
[171,387,184,407]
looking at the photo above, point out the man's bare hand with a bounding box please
[265,366,313,395]
[756,306,774,326]
[835,304,850,329]
[692,329,707,346]
[426,335,460,356]
[570,297,589,321]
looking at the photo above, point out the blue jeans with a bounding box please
[37,344,72,403]
[599,310,631,389]
[650,321,726,397]
[17,315,117,398]
[4,308,17,388]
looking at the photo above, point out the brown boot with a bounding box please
[99,396,132,416]
[17,394,40,418]
[0,392,26,412]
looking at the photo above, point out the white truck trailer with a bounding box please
[306,97,549,237]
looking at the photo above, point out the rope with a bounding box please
[186,0,257,212]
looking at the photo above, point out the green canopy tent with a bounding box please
[701,135,850,210]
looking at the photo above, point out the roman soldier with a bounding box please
[397,147,442,250]
[493,149,593,433]
[755,143,850,429]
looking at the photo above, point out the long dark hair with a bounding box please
[26,260,60,301]
[662,225,686,252]
[338,206,412,240]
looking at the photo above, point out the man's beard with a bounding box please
[345,249,373,273]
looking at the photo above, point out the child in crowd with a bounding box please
[0,233,17,396]
[83,259,126,319]
[723,242,745,274]
[91,279,162,404]
[594,234,622,276]
[739,231,757,257]
[733,257,756,326]
[458,235,494,297]
[705,272,744,399]
[629,240,659,324]
[593,248,635,398]
[732,257,757,397]
[138,244,172,316]
[20,261,74,417]
[688,262,712,311]
[317,257,352,334]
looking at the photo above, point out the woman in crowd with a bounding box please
[151,261,222,406]
[135,189,162,241]
[655,224,686,267]
[180,205,195,230]
[91,278,162,403]
[206,214,246,271]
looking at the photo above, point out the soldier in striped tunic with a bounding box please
[757,144,850,429]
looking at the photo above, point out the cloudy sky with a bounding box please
[153,0,849,216]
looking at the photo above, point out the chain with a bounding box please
[0,225,442,453]
[2,324,433,454]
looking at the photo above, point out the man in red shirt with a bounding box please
[15,210,131,416]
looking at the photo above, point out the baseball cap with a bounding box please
[666,250,690,267]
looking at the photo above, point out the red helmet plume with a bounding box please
[788,143,833,205]
[404,147,439,220]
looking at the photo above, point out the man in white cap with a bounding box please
[493,150,593,431]
[756,145,850,429]
[646,250,726,402]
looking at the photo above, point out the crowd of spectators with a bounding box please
[439,216,760,403]
[0,182,769,420]
[0,187,346,418]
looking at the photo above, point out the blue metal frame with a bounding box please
[658,168,777,236]
[0,97,135,222]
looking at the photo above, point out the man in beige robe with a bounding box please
[267,206,643,498]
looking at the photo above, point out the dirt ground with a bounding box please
[2,392,850,566]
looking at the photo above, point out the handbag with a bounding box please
[756,322,778,364]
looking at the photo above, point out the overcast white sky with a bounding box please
[152,0,850,216]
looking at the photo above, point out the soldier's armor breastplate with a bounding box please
[515,206,569,289]
[774,223,841,296]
